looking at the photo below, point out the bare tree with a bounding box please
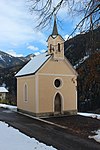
[28,0,100,35]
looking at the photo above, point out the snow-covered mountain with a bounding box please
[0,51,34,68]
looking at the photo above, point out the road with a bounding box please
[0,107,100,150]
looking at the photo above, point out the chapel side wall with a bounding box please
[17,75,36,113]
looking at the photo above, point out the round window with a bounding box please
[54,79,61,88]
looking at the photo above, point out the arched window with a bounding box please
[54,93,62,113]
[24,84,28,101]
[58,43,60,52]
[50,44,52,53]
[50,44,54,52]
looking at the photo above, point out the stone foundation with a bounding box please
[17,108,77,118]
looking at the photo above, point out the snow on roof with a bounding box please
[15,53,51,77]
[0,87,8,93]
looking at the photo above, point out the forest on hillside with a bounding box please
[64,27,100,112]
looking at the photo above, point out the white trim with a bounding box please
[38,73,76,77]
[53,91,64,113]
[53,77,63,89]
[35,75,39,113]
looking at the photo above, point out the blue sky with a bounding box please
[0,0,81,57]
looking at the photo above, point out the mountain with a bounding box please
[64,26,100,67]
[0,51,23,68]
[0,51,35,69]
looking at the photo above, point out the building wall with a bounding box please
[17,75,36,113]
[17,57,77,116]
[0,93,6,100]
[37,58,77,114]
[38,75,77,113]
[38,58,76,75]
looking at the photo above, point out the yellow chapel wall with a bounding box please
[38,57,76,75]
[37,58,77,114]
[37,75,77,113]
[17,75,36,113]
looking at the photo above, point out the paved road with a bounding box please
[0,107,100,150]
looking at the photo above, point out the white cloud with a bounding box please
[0,0,32,44]
[0,0,46,46]
[0,0,83,57]
[27,45,39,51]
[6,49,23,57]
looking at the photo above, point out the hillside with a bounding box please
[0,51,35,69]
[0,51,24,68]
[77,52,100,112]
[64,27,100,112]
[64,27,100,66]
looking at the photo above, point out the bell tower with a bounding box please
[47,14,65,60]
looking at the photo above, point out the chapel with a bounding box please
[15,16,78,117]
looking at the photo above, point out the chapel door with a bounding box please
[54,93,61,114]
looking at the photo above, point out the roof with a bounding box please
[15,53,51,77]
[52,14,58,36]
[47,15,65,41]
[0,87,8,93]
[64,56,78,76]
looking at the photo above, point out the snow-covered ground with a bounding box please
[0,121,57,150]
[0,104,100,144]
[78,112,100,143]
[0,103,17,112]
[88,130,100,143]
[0,104,57,149]
[78,112,100,120]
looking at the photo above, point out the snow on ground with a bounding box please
[78,112,100,120]
[89,130,100,143]
[78,112,100,143]
[0,104,100,144]
[0,104,17,112]
[0,121,57,150]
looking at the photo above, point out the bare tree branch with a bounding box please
[28,0,100,34]
[68,2,100,39]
